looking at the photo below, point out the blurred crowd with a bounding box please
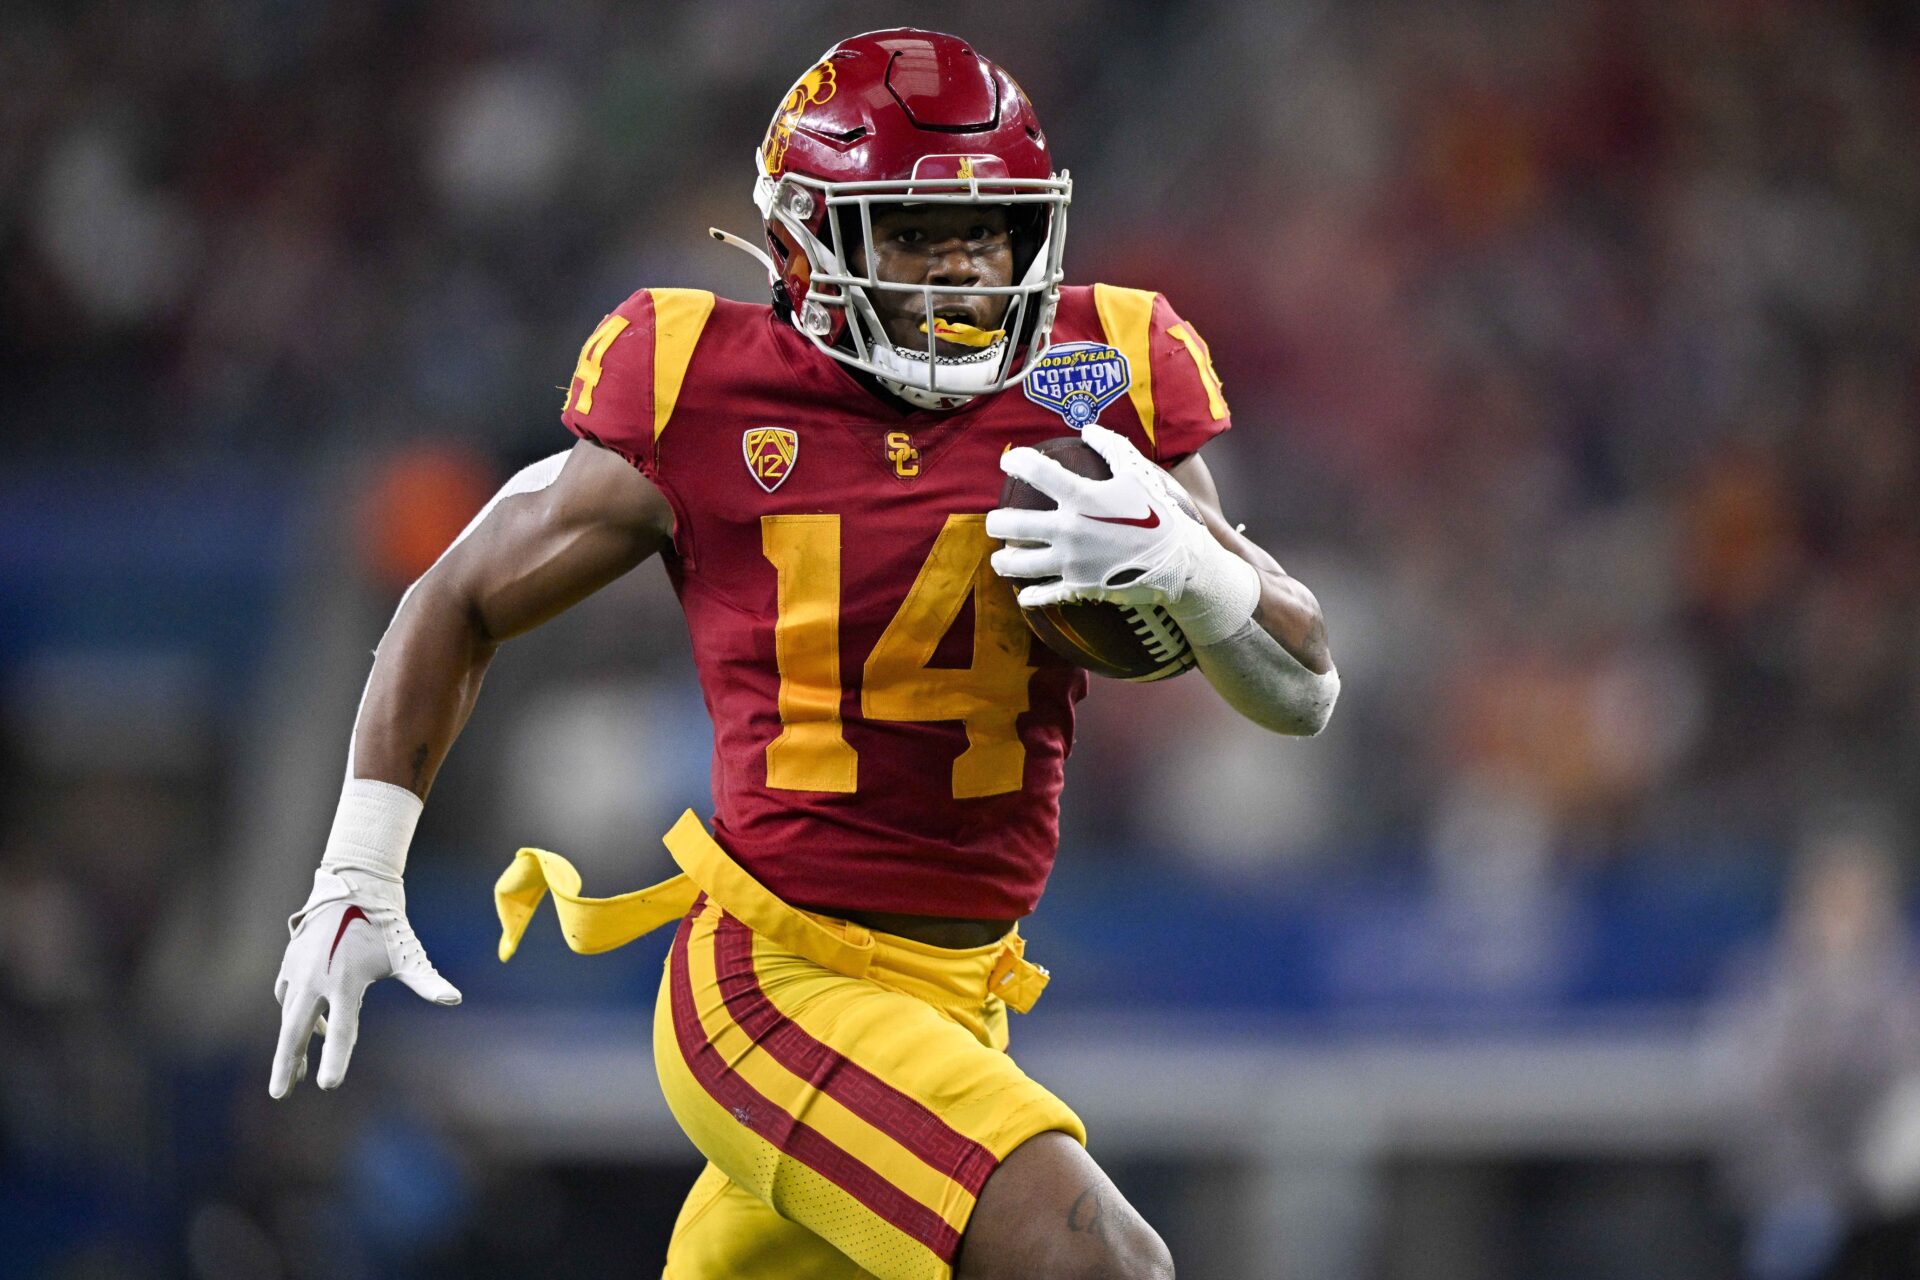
[5,0,1920,1275]
[7,0,1916,867]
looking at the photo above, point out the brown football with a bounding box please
[997,437,1197,682]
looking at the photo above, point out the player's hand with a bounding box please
[269,868,461,1098]
[986,424,1217,613]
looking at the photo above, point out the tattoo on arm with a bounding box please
[1067,1184,1114,1245]
[409,743,430,793]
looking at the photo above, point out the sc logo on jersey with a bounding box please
[1022,342,1131,428]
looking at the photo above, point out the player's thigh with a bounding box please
[654,901,1082,1280]
[957,1131,1173,1280]
[665,1160,869,1280]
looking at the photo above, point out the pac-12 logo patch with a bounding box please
[1022,342,1131,428]
[743,427,798,492]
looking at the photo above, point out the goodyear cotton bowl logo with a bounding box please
[743,427,798,492]
[762,60,837,175]
[1022,342,1131,428]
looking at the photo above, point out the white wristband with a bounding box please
[320,778,423,882]
[1169,542,1263,647]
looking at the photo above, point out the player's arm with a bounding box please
[270,440,672,1099]
[354,439,673,795]
[1167,451,1330,674]
[989,425,1339,736]
[1164,449,1337,734]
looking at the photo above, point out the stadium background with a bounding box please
[6,0,1920,1276]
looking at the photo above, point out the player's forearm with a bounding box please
[1231,533,1332,675]
[1190,536,1338,736]
[1163,452,1331,675]
[1192,618,1339,736]
[352,577,498,800]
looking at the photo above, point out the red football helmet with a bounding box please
[713,29,1071,409]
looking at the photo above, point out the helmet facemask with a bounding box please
[752,160,1071,410]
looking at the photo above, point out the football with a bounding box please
[997,437,1198,682]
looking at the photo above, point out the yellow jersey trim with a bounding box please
[1092,283,1158,453]
[649,288,717,442]
[1167,323,1229,421]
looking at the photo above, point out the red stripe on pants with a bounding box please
[668,903,963,1262]
[712,913,999,1196]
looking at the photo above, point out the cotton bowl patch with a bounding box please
[1022,342,1130,428]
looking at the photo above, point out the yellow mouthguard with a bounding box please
[919,318,1006,348]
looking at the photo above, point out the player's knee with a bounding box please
[1054,1238,1174,1280]
[961,1131,1175,1280]
[1093,1231,1174,1280]
[1046,1201,1173,1280]
[1118,1226,1176,1280]
[1139,1233,1176,1280]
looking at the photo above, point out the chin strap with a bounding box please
[709,227,776,277]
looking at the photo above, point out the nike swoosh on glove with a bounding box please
[985,423,1261,645]
[270,867,460,1097]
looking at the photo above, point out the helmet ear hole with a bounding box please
[769,222,811,293]
[763,231,794,318]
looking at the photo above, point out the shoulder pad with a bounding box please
[647,289,716,442]
[562,288,716,456]
[1086,284,1230,466]
[1091,284,1160,450]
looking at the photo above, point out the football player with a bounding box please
[270,28,1337,1280]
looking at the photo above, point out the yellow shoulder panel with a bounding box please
[649,288,717,441]
[1092,283,1158,451]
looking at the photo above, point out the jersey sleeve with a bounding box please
[558,287,716,487]
[1090,284,1232,468]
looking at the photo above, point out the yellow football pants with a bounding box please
[496,812,1085,1280]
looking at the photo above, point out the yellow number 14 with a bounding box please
[761,513,1033,799]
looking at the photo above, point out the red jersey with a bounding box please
[560,284,1230,919]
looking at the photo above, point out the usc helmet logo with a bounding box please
[763,60,838,175]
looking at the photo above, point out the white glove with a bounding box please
[985,424,1261,645]
[270,781,460,1098]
